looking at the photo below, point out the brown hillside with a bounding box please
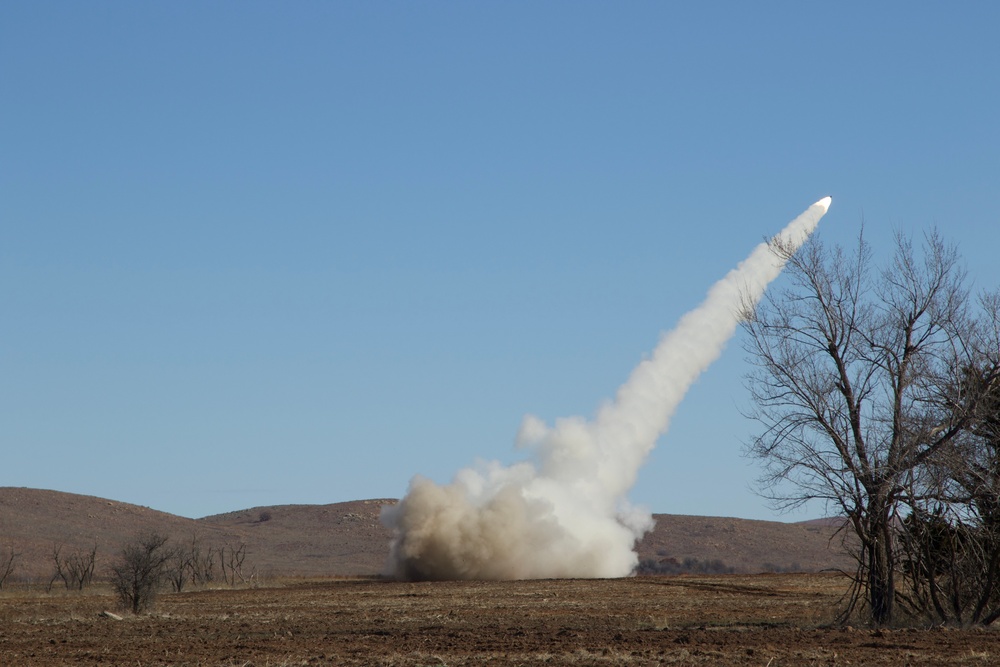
[0,488,243,581]
[199,499,393,577]
[637,514,853,574]
[0,488,851,581]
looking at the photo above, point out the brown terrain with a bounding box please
[4,488,998,665]
[0,487,853,581]
[3,575,999,665]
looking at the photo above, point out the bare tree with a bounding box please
[190,537,217,587]
[219,541,256,587]
[48,544,97,592]
[109,532,173,614]
[166,540,194,593]
[741,229,1000,626]
[166,533,217,591]
[0,544,17,589]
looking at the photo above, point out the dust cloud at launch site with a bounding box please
[381,197,832,581]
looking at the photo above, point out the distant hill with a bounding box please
[0,487,852,581]
[638,513,852,574]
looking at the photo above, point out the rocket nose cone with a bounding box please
[815,196,832,211]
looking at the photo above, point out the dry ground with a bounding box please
[1,574,997,666]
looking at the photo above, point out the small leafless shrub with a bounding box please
[109,532,172,613]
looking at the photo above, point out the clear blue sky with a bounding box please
[3,3,998,521]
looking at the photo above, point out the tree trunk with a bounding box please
[868,507,895,626]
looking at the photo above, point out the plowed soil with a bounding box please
[1,574,996,666]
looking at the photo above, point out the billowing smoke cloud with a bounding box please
[381,197,832,581]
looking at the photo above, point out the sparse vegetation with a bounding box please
[165,537,194,593]
[187,534,219,587]
[47,544,96,591]
[761,561,804,574]
[637,557,735,575]
[101,531,259,609]
[220,541,257,587]
[0,544,16,589]
[895,361,1000,626]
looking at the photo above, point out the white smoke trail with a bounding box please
[381,197,832,581]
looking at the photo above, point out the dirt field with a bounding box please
[1,574,997,666]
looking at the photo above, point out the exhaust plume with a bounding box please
[382,197,832,581]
